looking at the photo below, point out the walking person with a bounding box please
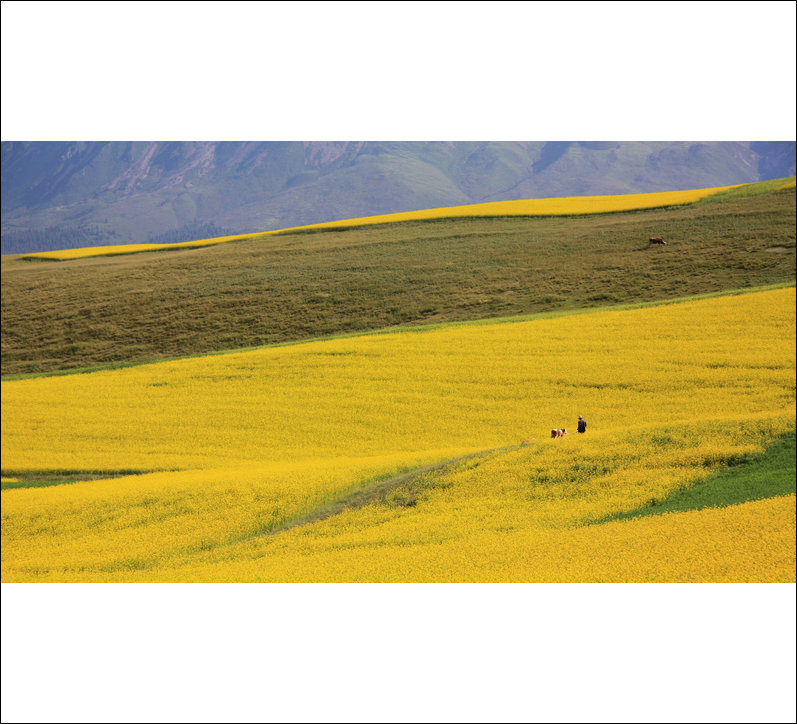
[577,415,587,434]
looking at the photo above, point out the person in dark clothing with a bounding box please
[577,415,587,434]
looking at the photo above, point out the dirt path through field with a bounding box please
[261,443,525,538]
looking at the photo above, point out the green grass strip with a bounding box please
[1,469,164,490]
[598,429,796,524]
[2,477,99,491]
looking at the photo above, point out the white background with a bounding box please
[2,1,796,140]
[2,2,796,722]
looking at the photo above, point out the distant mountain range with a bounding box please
[2,141,795,253]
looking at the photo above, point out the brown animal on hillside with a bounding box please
[648,236,667,245]
[551,428,567,438]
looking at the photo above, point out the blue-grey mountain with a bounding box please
[2,141,794,253]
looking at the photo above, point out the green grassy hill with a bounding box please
[1,180,794,376]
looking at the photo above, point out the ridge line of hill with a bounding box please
[4,142,795,255]
[2,284,792,382]
[11,178,793,262]
[13,182,752,261]
[3,183,793,377]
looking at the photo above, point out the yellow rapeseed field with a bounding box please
[24,184,735,261]
[1,287,794,581]
[22,232,256,261]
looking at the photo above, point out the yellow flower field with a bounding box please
[147,493,795,583]
[21,232,256,261]
[23,184,735,261]
[1,287,794,581]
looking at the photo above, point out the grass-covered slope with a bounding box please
[18,184,735,260]
[2,180,794,376]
